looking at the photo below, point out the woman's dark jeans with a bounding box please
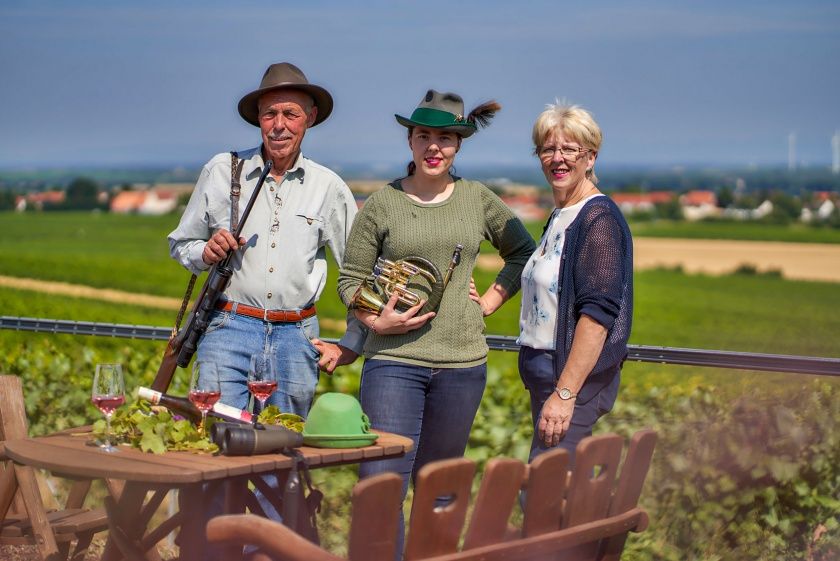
[518,346,619,467]
[358,358,487,559]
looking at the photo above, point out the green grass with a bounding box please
[5,212,838,287]
[626,219,840,244]
[3,211,838,358]
[0,211,187,296]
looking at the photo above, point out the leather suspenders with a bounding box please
[229,151,246,231]
[173,152,246,333]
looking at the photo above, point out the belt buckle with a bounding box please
[263,308,270,322]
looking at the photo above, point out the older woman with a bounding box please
[336,89,535,557]
[518,102,633,466]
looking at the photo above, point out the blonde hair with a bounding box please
[532,102,602,184]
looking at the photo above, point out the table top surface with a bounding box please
[4,429,413,484]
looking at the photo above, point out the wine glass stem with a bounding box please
[105,414,112,447]
[255,399,267,425]
[201,412,208,437]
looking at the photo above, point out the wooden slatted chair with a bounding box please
[0,374,108,561]
[206,429,657,561]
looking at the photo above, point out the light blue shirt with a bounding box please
[168,146,366,353]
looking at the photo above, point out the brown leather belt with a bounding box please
[216,301,316,323]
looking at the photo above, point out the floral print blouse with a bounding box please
[518,195,604,350]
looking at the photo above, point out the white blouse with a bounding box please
[518,195,603,350]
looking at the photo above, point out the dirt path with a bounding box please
[476,237,840,283]
[0,275,347,330]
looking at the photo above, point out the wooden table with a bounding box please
[4,429,412,561]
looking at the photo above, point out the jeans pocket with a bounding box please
[298,316,320,355]
[204,311,230,335]
[282,379,316,401]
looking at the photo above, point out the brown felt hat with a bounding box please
[238,62,333,127]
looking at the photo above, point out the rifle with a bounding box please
[151,161,272,391]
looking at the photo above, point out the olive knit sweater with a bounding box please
[338,178,536,368]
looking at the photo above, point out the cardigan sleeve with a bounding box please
[573,209,629,331]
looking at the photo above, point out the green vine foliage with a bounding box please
[604,381,840,561]
[91,399,218,454]
[3,339,838,560]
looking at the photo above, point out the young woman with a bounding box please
[336,90,535,556]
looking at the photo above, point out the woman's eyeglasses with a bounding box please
[538,145,591,162]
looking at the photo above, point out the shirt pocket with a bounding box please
[294,213,324,247]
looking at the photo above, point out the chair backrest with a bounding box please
[404,430,657,561]
[522,447,569,537]
[404,458,475,561]
[206,430,657,561]
[347,472,402,561]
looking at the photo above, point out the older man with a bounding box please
[169,62,362,417]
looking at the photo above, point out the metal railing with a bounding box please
[3,315,839,377]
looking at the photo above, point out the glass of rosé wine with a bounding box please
[189,361,221,437]
[91,363,125,453]
[248,353,278,421]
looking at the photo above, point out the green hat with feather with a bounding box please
[395,90,500,138]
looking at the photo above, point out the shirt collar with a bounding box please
[243,147,307,183]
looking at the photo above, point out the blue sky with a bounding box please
[1,0,838,171]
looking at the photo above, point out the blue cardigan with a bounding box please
[551,196,633,403]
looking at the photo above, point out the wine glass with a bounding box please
[248,353,278,421]
[91,363,125,453]
[189,361,221,437]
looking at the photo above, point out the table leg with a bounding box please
[178,483,210,561]
[101,482,149,561]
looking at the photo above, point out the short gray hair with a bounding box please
[532,102,603,183]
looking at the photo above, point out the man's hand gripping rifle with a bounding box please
[152,161,272,391]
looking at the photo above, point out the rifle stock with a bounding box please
[152,160,272,392]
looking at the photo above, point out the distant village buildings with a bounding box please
[10,177,838,225]
[679,190,718,221]
[14,190,66,212]
[611,191,675,214]
[800,191,837,223]
[109,183,193,215]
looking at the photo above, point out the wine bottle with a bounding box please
[137,387,253,424]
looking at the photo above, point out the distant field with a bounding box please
[0,211,185,296]
[626,219,840,244]
[499,217,840,254]
[2,211,839,354]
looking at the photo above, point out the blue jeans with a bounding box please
[518,346,619,467]
[190,309,321,559]
[358,358,487,559]
[197,309,321,417]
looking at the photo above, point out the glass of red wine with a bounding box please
[248,353,278,422]
[91,363,125,453]
[189,361,221,437]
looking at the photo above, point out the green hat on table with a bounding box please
[302,393,378,448]
[395,90,501,139]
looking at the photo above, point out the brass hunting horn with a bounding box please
[351,244,464,316]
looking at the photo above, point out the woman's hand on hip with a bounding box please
[538,393,575,447]
[468,277,508,317]
[355,292,435,335]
